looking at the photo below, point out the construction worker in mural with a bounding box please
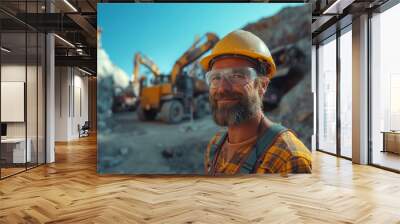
[200,30,312,175]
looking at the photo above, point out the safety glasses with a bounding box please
[205,67,258,88]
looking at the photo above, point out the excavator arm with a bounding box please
[133,52,161,83]
[170,32,219,84]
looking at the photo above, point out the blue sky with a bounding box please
[98,3,303,79]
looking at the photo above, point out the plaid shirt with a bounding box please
[204,130,312,175]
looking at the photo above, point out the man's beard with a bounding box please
[210,90,262,126]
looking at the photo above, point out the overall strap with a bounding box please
[239,124,288,174]
[208,132,228,175]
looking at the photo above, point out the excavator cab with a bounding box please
[151,74,171,86]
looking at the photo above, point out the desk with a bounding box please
[382,131,400,154]
[1,138,31,163]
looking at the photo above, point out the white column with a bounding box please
[46,1,55,163]
[352,14,369,164]
[46,33,55,163]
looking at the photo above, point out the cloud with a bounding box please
[98,44,129,89]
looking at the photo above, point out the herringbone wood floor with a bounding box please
[1,135,400,224]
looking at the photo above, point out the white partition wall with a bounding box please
[1,31,28,177]
[0,1,47,179]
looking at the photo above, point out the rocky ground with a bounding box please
[98,113,221,174]
[98,97,312,175]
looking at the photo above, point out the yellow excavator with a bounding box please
[132,52,161,97]
[137,32,219,123]
[112,53,161,113]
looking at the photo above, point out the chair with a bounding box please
[78,121,90,138]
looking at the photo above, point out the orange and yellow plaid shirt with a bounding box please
[204,130,312,175]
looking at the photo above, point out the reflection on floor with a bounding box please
[0,162,43,179]
[0,167,25,178]
[373,150,400,171]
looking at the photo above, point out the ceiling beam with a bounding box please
[323,0,356,14]
[66,13,97,47]
[55,55,96,73]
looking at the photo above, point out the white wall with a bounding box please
[73,73,89,137]
[1,82,25,122]
[1,65,26,128]
[1,65,37,138]
[1,64,26,81]
[55,67,89,141]
[55,66,69,141]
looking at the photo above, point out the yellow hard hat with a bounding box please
[200,30,276,78]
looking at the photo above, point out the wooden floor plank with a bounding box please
[0,135,400,223]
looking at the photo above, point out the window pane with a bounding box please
[1,30,27,177]
[371,3,400,171]
[27,31,38,169]
[318,37,337,154]
[340,29,352,158]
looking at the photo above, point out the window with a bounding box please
[339,28,352,158]
[317,36,337,154]
[370,3,400,171]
